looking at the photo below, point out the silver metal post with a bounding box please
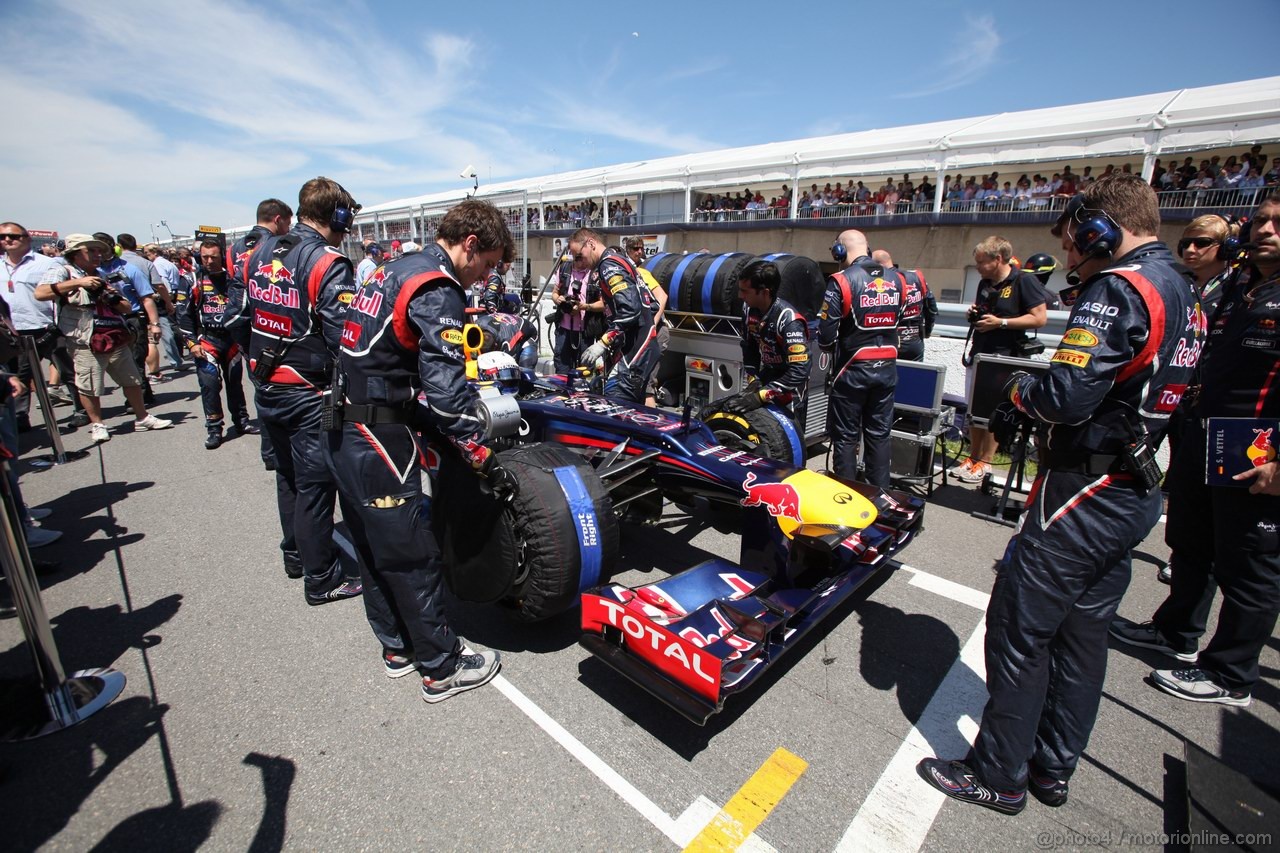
[0,456,125,740]
[21,336,65,463]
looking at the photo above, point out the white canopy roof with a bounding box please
[359,76,1280,219]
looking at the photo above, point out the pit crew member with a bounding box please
[918,174,1201,814]
[1109,192,1280,708]
[244,177,363,602]
[179,241,258,450]
[719,259,809,424]
[818,229,906,487]
[872,249,935,362]
[568,228,658,404]
[227,198,293,470]
[479,259,510,314]
[325,199,513,703]
[624,237,670,406]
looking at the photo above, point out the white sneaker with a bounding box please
[89,423,111,443]
[947,458,975,478]
[134,415,173,431]
[24,525,62,548]
[957,461,991,483]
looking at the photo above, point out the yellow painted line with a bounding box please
[683,747,808,852]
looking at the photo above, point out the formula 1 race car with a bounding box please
[432,364,925,723]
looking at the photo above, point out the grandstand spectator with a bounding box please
[1267,158,1280,185]
[34,235,172,442]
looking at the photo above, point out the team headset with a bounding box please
[1054,194,1121,307]
[329,182,362,234]
[831,240,846,263]
[1175,213,1250,262]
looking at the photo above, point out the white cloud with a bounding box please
[0,0,576,235]
[893,14,1002,99]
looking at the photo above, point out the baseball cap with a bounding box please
[62,233,110,256]
[391,240,401,249]
[400,241,420,253]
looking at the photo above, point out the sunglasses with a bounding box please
[0,233,28,241]
[1177,236,1218,255]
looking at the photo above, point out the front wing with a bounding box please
[580,484,925,724]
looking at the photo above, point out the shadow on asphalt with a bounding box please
[243,752,298,853]
[20,480,154,591]
[0,595,183,685]
[922,482,1009,517]
[0,697,216,851]
[855,598,963,726]
[575,568,917,760]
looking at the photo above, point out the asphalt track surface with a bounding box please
[1,367,1276,852]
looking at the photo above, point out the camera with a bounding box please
[966,306,982,324]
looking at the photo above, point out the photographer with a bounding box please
[918,175,1199,815]
[549,252,603,373]
[950,236,1047,483]
[34,235,172,443]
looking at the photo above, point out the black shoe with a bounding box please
[916,758,1026,815]
[305,578,363,606]
[205,430,223,450]
[282,551,303,579]
[144,391,157,406]
[263,458,278,472]
[16,414,31,433]
[69,411,91,428]
[1028,766,1068,807]
[234,420,260,436]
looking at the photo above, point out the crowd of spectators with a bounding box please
[346,147,1280,247]
[687,146,1279,222]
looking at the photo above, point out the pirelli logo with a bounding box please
[1052,349,1091,368]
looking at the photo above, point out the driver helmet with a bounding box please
[476,351,522,393]
[1025,252,1058,284]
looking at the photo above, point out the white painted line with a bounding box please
[492,674,774,850]
[894,564,991,611]
[673,796,778,852]
[836,621,988,853]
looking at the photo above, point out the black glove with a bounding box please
[722,389,764,415]
[988,402,1027,452]
[480,453,519,502]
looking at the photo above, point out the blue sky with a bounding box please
[4,0,1277,239]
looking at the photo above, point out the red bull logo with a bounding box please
[1247,428,1275,468]
[368,266,387,285]
[741,471,802,522]
[248,280,300,308]
[1186,304,1207,335]
[352,290,383,317]
[860,277,900,308]
[256,260,295,286]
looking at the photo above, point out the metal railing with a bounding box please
[354,180,1277,242]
